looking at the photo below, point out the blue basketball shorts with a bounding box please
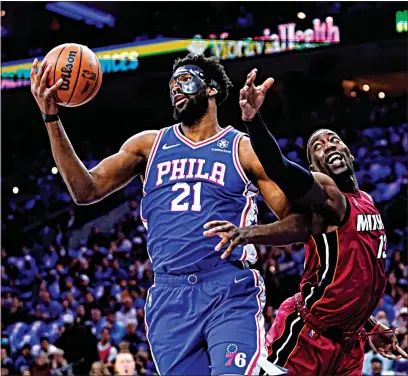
[144,263,287,375]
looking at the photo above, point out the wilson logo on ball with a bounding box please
[60,50,77,91]
[45,43,102,107]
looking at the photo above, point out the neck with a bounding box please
[181,107,221,143]
[333,172,359,194]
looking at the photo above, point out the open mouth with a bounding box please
[326,152,344,166]
[174,94,188,107]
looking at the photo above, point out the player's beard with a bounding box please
[173,87,209,127]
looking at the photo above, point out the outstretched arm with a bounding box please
[239,68,347,223]
[204,206,325,259]
[31,58,157,205]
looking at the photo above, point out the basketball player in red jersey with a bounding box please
[204,69,407,375]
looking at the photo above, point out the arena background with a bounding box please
[1,2,407,375]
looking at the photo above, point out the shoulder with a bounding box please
[236,135,256,172]
[120,130,160,160]
[360,190,375,205]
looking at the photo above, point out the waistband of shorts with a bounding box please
[154,261,249,286]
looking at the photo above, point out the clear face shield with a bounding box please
[169,64,219,105]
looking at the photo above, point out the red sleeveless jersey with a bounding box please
[300,190,386,332]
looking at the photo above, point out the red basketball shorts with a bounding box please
[265,296,365,376]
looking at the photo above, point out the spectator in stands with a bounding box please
[31,353,51,376]
[39,225,57,249]
[385,272,402,304]
[115,297,137,327]
[111,260,128,281]
[362,342,394,374]
[61,278,81,301]
[42,245,59,271]
[1,347,14,375]
[83,291,98,320]
[128,200,140,219]
[75,305,87,325]
[88,227,108,249]
[369,358,384,376]
[89,308,106,339]
[372,296,396,325]
[389,251,406,280]
[3,296,30,326]
[14,344,34,373]
[118,342,130,353]
[97,328,118,366]
[394,293,408,316]
[122,323,141,354]
[49,348,72,376]
[90,361,111,376]
[36,292,62,322]
[375,310,390,327]
[114,352,135,376]
[393,307,408,328]
[32,337,57,358]
[116,232,132,254]
[135,343,153,375]
[22,368,31,376]
[61,295,77,319]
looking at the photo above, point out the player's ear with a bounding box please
[351,154,355,161]
[208,86,218,98]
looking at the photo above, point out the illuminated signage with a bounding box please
[188,17,340,60]
[1,38,192,89]
[396,10,408,33]
[46,2,115,29]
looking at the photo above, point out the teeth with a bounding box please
[328,153,341,163]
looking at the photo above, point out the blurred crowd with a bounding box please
[2,94,407,376]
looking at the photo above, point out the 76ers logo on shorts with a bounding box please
[225,344,247,368]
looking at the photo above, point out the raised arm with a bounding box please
[239,68,347,224]
[204,136,316,258]
[30,58,157,205]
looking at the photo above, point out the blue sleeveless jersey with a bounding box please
[140,124,259,275]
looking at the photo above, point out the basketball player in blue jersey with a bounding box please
[29,53,307,375]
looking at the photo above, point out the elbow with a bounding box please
[73,196,92,206]
[71,179,97,205]
[72,190,96,206]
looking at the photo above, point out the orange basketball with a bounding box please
[45,43,103,107]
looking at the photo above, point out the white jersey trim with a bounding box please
[232,133,251,184]
[173,123,233,149]
[143,128,166,192]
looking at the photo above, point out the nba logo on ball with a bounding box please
[45,43,103,107]
[217,139,229,148]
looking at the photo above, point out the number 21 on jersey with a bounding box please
[171,182,202,212]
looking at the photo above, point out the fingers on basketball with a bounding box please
[30,58,38,82]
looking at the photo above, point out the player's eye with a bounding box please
[314,143,322,151]
[330,136,340,143]
[178,74,192,82]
